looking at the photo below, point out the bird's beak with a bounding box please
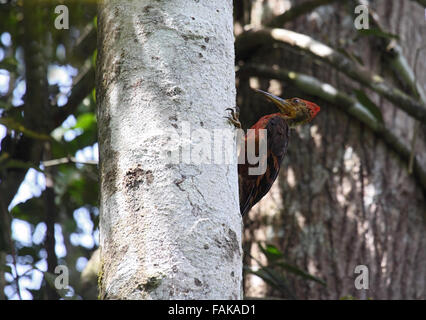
[255,89,296,117]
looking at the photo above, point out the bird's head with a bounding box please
[255,89,320,127]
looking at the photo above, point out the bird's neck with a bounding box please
[279,113,307,128]
[250,112,305,130]
[276,113,297,127]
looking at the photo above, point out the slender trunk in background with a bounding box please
[97,1,242,299]
[22,2,60,300]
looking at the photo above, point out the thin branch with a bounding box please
[238,64,426,194]
[235,28,426,123]
[42,156,98,167]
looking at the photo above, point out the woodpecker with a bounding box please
[226,89,320,216]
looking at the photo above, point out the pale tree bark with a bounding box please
[237,0,426,299]
[96,0,242,299]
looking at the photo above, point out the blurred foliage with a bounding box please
[0,0,98,299]
[245,243,326,300]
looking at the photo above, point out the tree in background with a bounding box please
[0,0,424,300]
[236,0,425,299]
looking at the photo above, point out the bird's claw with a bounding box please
[225,106,241,129]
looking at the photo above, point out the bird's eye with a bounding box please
[293,98,300,104]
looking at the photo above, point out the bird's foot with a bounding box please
[225,106,241,129]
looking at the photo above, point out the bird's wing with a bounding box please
[239,116,289,216]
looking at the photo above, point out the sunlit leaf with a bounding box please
[73,112,96,131]
[258,242,283,261]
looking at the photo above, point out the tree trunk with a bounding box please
[96,0,242,299]
[238,0,426,299]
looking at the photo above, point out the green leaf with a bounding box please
[245,267,279,288]
[357,28,399,40]
[354,89,384,123]
[73,112,96,131]
[91,88,96,103]
[265,244,283,259]
[257,242,283,261]
[245,266,295,299]
[275,262,327,286]
[256,242,327,287]
[65,112,97,153]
